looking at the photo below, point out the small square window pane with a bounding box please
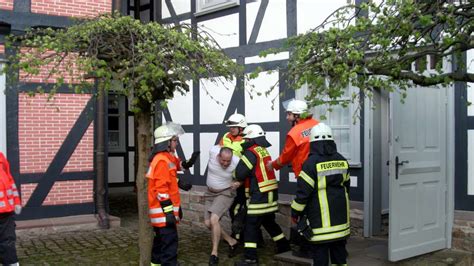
[109,117,119,131]
[108,132,120,148]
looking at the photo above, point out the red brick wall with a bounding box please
[31,0,112,18]
[20,180,94,206]
[18,93,94,206]
[0,0,13,10]
[19,51,88,84]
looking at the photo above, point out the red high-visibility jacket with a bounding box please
[0,152,21,214]
[146,151,181,228]
[272,118,319,176]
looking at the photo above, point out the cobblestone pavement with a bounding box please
[16,188,279,265]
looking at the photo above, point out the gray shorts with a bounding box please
[204,188,236,221]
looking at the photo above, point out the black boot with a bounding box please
[209,255,219,266]
[275,239,291,254]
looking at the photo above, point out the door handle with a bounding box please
[395,156,409,180]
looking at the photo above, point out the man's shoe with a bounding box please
[275,242,291,254]
[228,242,239,258]
[209,255,219,266]
[234,259,258,266]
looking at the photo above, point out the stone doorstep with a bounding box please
[15,214,121,236]
[274,251,312,266]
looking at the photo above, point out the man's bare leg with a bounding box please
[221,228,238,246]
[210,213,221,256]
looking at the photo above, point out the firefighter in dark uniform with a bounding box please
[291,123,351,266]
[234,124,291,266]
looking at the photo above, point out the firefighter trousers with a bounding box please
[151,225,178,266]
[311,239,348,266]
[0,213,18,265]
[243,213,289,260]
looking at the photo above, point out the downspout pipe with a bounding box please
[94,0,125,230]
[96,89,109,229]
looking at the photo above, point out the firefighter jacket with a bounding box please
[291,140,351,243]
[235,137,279,216]
[219,132,245,157]
[272,118,318,176]
[0,152,21,214]
[147,151,181,228]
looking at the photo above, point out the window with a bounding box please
[108,95,126,152]
[195,0,240,16]
[296,85,361,167]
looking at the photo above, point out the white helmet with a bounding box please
[242,124,265,139]
[284,99,308,115]
[225,113,247,128]
[310,123,333,142]
[154,122,185,144]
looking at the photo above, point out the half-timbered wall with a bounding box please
[155,0,365,199]
[455,49,474,211]
[0,0,113,219]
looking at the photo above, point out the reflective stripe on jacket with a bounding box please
[242,145,278,193]
[235,144,279,216]
[291,154,350,243]
[147,152,181,228]
[220,132,245,157]
[273,118,318,176]
[0,152,21,214]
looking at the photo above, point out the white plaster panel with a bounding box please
[162,0,191,19]
[468,130,474,195]
[128,116,134,146]
[245,71,280,123]
[245,52,289,64]
[350,175,357,187]
[247,0,286,43]
[467,49,474,116]
[200,133,219,175]
[0,64,5,155]
[200,77,236,125]
[108,156,125,183]
[297,0,350,34]
[128,151,135,182]
[167,80,194,125]
[199,14,239,49]
[265,131,280,181]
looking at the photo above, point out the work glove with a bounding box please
[178,179,192,191]
[181,151,200,169]
[14,205,22,215]
[165,212,177,226]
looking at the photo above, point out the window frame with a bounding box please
[194,0,240,16]
[108,94,127,153]
[295,84,361,167]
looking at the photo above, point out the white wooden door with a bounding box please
[388,86,448,261]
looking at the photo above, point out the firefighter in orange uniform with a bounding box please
[266,99,318,258]
[0,152,21,266]
[147,122,184,266]
[267,99,319,176]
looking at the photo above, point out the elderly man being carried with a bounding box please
[204,145,241,265]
